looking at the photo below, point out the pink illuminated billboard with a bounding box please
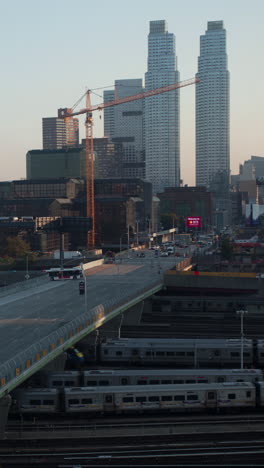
[187,217,202,228]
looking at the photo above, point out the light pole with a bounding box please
[136,220,139,247]
[81,263,87,312]
[236,309,248,369]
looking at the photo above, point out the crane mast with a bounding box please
[63,77,199,250]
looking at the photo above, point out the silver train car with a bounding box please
[99,338,255,368]
[12,381,262,414]
[11,388,59,413]
[39,368,263,388]
[63,382,256,414]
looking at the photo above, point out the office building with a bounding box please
[26,148,86,180]
[42,109,79,149]
[81,137,123,179]
[196,21,230,188]
[103,79,145,178]
[145,20,180,194]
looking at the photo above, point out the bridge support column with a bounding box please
[43,352,67,371]
[0,395,11,438]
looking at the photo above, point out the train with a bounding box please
[11,381,264,415]
[97,338,264,368]
[32,368,263,389]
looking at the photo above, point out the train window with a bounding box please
[69,399,79,404]
[161,395,173,401]
[105,395,112,403]
[187,352,194,356]
[137,380,148,385]
[86,380,97,386]
[65,381,75,386]
[198,379,208,384]
[231,352,239,357]
[30,400,41,405]
[237,379,244,382]
[123,397,133,403]
[174,380,184,384]
[43,400,54,405]
[121,378,128,385]
[132,349,138,356]
[246,391,251,398]
[52,381,63,386]
[243,353,250,357]
[167,352,175,356]
[99,380,109,386]
[145,351,151,356]
[149,396,159,402]
[176,352,185,356]
[174,395,185,401]
[156,352,165,356]
[103,350,108,355]
[116,351,123,356]
[217,377,225,383]
[161,380,172,384]
[208,392,215,400]
[186,380,195,384]
[136,396,146,402]
[82,398,93,404]
[187,395,198,401]
[228,393,236,399]
[150,380,159,384]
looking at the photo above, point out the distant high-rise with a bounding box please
[42,109,79,150]
[145,20,180,194]
[104,79,145,179]
[196,21,230,188]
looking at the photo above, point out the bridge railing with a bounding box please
[0,278,162,395]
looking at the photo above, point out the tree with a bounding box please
[220,238,233,260]
[4,236,32,259]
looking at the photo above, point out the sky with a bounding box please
[1,0,264,185]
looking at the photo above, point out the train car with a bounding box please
[41,371,80,388]
[82,368,263,387]
[99,338,254,368]
[64,382,256,414]
[11,388,59,413]
[256,340,264,367]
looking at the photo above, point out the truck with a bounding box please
[53,250,82,260]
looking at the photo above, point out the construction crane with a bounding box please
[61,77,199,250]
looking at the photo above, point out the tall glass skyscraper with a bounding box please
[145,20,180,195]
[196,21,230,188]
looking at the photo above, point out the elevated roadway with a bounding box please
[0,252,189,399]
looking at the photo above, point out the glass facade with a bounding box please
[145,20,180,194]
[196,21,230,188]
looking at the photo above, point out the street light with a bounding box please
[236,309,248,369]
[120,233,128,255]
[80,263,87,312]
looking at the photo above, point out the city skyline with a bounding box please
[1,0,263,185]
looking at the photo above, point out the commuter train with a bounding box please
[33,368,263,389]
[11,381,264,415]
[98,338,264,368]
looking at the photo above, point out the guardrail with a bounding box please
[0,278,162,398]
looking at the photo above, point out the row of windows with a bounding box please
[105,350,251,358]
[66,391,252,406]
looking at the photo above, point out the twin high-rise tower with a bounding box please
[104,20,230,195]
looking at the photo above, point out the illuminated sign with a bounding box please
[187,217,202,228]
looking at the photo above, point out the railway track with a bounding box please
[6,412,264,436]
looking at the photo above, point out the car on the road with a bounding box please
[160,251,169,257]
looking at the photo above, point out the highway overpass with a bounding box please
[0,253,189,402]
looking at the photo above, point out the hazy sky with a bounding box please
[1,0,263,185]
